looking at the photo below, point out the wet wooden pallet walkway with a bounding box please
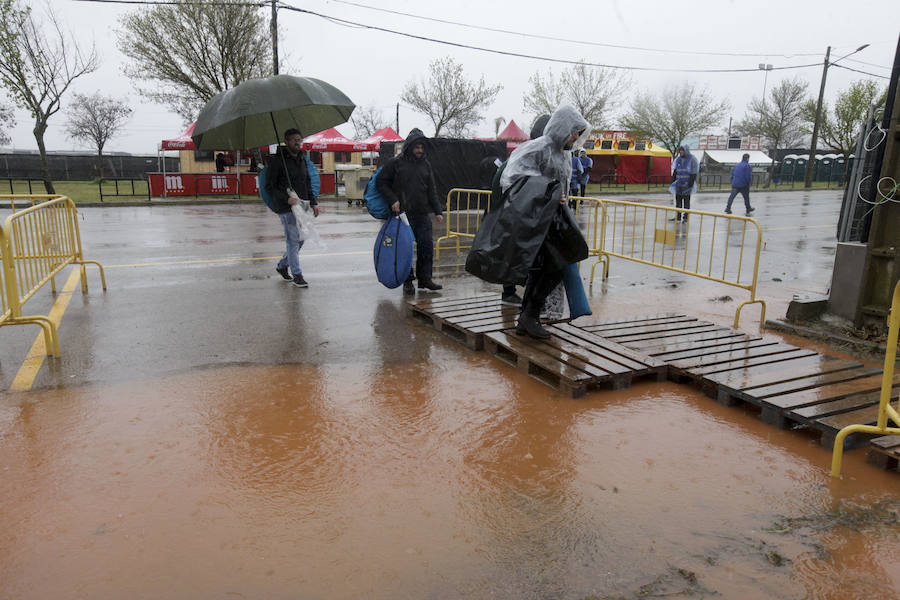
[406,294,665,397]
[582,313,900,450]
[407,299,899,460]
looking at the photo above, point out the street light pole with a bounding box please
[759,63,773,100]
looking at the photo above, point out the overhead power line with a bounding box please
[324,0,824,59]
[279,3,822,74]
[830,63,892,79]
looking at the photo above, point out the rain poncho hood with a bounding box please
[500,104,590,191]
[669,143,699,195]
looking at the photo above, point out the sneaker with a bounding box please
[724,208,732,214]
[291,275,308,288]
[746,207,755,215]
[275,265,291,281]
[418,280,443,291]
[668,216,678,221]
[501,292,523,306]
[403,280,415,295]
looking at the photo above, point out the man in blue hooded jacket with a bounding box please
[724,153,755,215]
[670,144,698,222]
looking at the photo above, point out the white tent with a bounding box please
[702,150,772,165]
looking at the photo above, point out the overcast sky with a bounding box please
[3,0,897,154]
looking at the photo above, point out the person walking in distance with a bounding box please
[375,128,444,295]
[724,153,755,215]
[578,149,593,197]
[670,144,698,222]
[265,128,318,288]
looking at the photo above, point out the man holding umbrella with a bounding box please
[266,128,317,287]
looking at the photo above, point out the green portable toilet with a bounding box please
[781,155,796,181]
[793,156,807,182]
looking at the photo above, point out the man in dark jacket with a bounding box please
[724,153,755,215]
[376,128,444,295]
[265,128,317,288]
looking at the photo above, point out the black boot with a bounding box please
[516,272,551,339]
[516,311,550,339]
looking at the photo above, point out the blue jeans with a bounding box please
[277,211,305,276]
[726,186,751,211]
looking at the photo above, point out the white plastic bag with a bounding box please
[291,200,325,249]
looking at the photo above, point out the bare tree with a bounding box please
[0,0,98,193]
[733,77,809,185]
[523,63,629,129]
[350,105,390,139]
[402,57,502,137]
[0,102,14,146]
[66,93,133,178]
[801,79,887,177]
[620,82,730,156]
[117,0,272,121]
[522,69,564,118]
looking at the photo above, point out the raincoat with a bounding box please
[668,144,699,196]
[467,105,590,285]
[375,128,442,217]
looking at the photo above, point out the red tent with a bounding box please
[497,120,528,142]
[362,127,403,151]
[302,128,370,152]
[160,123,196,151]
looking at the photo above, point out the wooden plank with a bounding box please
[761,374,900,411]
[429,300,505,317]
[583,313,685,327]
[584,315,699,334]
[687,349,818,376]
[871,436,900,450]
[445,307,520,324]
[745,366,882,399]
[816,405,882,431]
[655,338,778,362]
[669,343,801,370]
[706,356,860,390]
[601,322,718,341]
[407,293,497,309]
[553,323,666,369]
[469,318,519,334]
[627,331,752,354]
[540,332,633,376]
[612,325,725,344]
[790,391,886,421]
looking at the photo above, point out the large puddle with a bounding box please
[2,360,899,599]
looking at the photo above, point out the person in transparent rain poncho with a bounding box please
[499,104,590,339]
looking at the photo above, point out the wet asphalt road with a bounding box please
[0,188,844,391]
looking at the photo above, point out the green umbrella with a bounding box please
[191,74,356,150]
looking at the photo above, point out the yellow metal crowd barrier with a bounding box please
[577,197,766,329]
[0,195,106,356]
[831,279,900,477]
[435,188,492,261]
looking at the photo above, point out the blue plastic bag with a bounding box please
[374,214,414,288]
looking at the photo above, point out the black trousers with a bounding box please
[405,213,434,283]
[675,193,691,219]
[520,247,565,318]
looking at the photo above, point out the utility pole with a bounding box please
[804,46,830,188]
[396,103,400,134]
[271,0,279,75]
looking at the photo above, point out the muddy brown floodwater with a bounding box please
[3,354,900,600]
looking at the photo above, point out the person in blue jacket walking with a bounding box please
[668,144,698,222]
[724,153,755,215]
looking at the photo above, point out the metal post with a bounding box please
[271,0,279,75]
[805,46,831,188]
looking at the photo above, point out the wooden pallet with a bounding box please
[406,293,519,350]
[482,323,666,398]
[868,435,900,471]
[584,313,898,450]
